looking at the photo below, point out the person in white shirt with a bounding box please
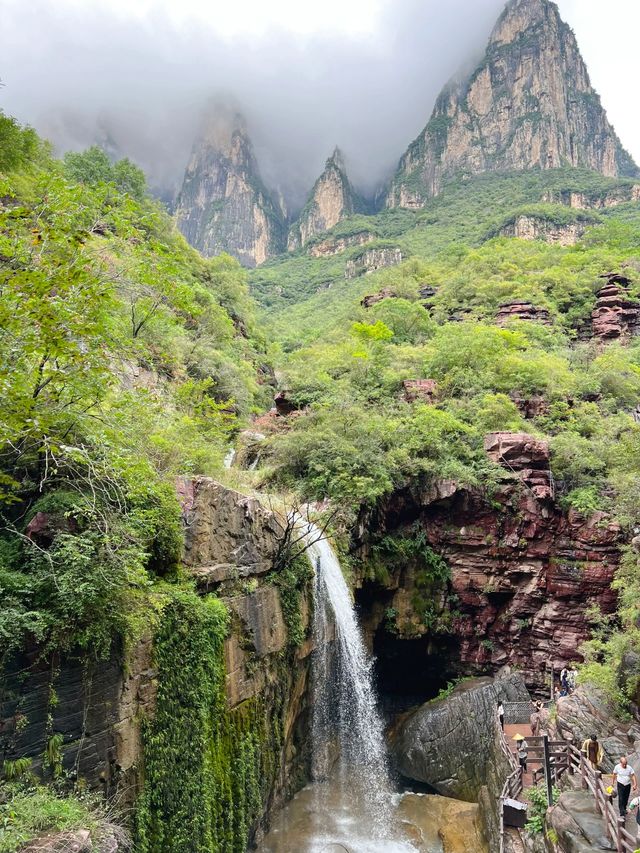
[497,701,504,731]
[613,756,637,817]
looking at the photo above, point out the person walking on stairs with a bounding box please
[514,734,529,773]
[613,755,637,817]
[497,701,504,731]
[628,793,640,845]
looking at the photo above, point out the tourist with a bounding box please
[628,794,640,844]
[560,667,569,696]
[613,756,637,817]
[568,666,578,693]
[580,735,603,769]
[497,701,505,731]
[514,735,529,772]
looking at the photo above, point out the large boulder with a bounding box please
[391,673,529,850]
[391,673,528,799]
[546,790,615,853]
[556,685,640,773]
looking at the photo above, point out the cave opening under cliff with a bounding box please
[355,586,461,716]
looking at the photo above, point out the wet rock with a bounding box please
[391,674,528,850]
[391,674,528,800]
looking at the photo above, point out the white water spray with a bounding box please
[303,523,398,839]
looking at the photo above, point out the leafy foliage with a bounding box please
[136,589,284,853]
[0,121,269,659]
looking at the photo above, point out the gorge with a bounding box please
[2,0,640,852]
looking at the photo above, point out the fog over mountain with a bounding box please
[1,0,504,207]
[2,0,638,210]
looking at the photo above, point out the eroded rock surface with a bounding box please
[357,445,621,689]
[591,279,640,343]
[391,674,527,849]
[499,215,589,246]
[495,300,551,326]
[175,104,285,266]
[556,685,640,773]
[345,247,403,278]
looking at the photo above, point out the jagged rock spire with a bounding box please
[288,147,366,251]
[386,0,638,208]
[175,101,285,267]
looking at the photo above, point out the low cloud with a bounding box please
[1,0,506,208]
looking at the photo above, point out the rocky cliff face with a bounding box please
[175,106,285,267]
[386,0,638,208]
[391,674,527,848]
[1,479,314,847]
[288,148,365,250]
[356,432,621,693]
[499,214,589,245]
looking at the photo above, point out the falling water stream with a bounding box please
[258,521,421,853]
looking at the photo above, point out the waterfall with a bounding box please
[303,522,393,835]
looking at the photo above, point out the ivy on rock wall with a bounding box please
[136,589,282,853]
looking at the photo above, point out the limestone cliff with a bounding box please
[175,105,285,267]
[288,148,366,250]
[386,0,638,208]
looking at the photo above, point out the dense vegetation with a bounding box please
[0,112,270,666]
[0,113,277,849]
[3,104,640,846]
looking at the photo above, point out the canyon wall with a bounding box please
[355,433,622,693]
[0,479,314,847]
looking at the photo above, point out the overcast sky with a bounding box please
[1,0,638,207]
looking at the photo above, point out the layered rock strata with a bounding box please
[499,214,589,245]
[345,247,403,279]
[357,433,622,690]
[591,279,640,342]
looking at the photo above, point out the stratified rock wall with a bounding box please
[358,434,621,690]
[387,0,638,207]
[1,479,314,840]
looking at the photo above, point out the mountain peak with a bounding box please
[287,148,365,250]
[175,103,285,267]
[328,146,346,170]
[386,0,638,208]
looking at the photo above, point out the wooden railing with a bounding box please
[498,726,638,853]
[570,743,637,853]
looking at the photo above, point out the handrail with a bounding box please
[499,731,638,853]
